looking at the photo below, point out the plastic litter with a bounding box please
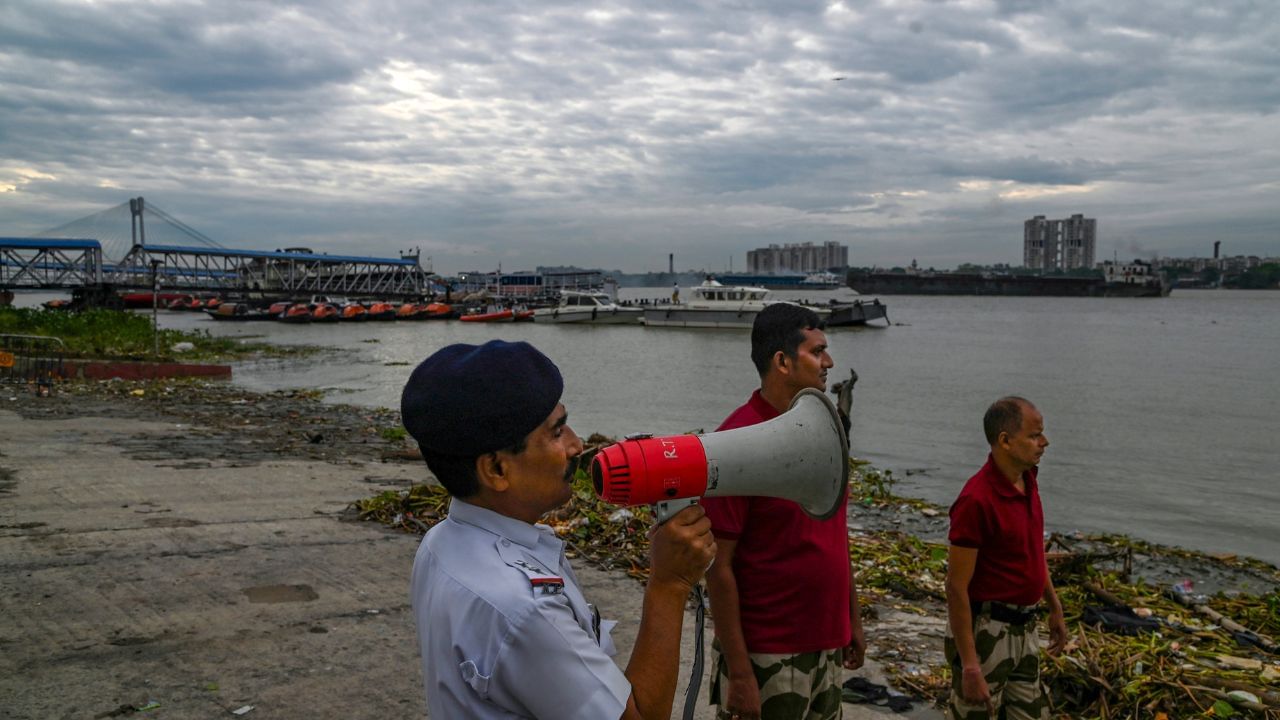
[1226,690,1259,706]
[232,706,254,716]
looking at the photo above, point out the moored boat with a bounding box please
[310,303,340,323]
[533,291,643,324]
[120,292,189,309]
[204,303,276,321]
[279,303,313,323]
[396,302,426,320]
[460,307,514,322]
[460,305,534,322]
[421,302,456,320]
[339,302,368,321]
[643,278,770,329]
[825,298,890,326]
[366,302,397,321]
[166,295,219,311]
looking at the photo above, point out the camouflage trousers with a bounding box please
[710,639,844,720]
[944,612,1049,720]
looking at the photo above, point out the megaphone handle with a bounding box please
[653,497,699,524]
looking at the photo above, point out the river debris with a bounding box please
[352,468,659,580]
[8,377,406,465]
[355,452,1280,718]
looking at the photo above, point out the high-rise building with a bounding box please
[746,241,848,273]
[1024,214,1096,271]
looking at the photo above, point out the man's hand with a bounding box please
[647,505,716,591]
[1046,609,1069,656]
[960,666,994,715]
[842,626,866,670]
[720,673,762,720]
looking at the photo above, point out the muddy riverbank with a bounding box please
[1,379,948,719]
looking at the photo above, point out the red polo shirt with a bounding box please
[948,455,1047,607]
[701,391,852,654]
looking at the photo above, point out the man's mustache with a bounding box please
[564,455,581,482]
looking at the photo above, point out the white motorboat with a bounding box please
[643,278,772,329]
[532,290,643,324]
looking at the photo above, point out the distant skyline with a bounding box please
[2,0,1277,275]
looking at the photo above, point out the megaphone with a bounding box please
[591,388,850,521]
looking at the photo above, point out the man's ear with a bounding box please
[772,350,790,375]
[475,452,510,492]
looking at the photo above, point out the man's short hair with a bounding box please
[983,396,1032,445]
[422,435,528,498]
[750,303,824,377]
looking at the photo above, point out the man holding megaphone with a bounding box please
[401,340,717,720]
[703,304,866,720]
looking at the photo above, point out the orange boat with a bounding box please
[280,303,313,323]
[396,302,426,320]
[311,303,340,323]
[209,302,242,319]
[120,292,188,309]
[366,302,397,321]
[267,301,292,317]
[459,305,535,323]
[204,303,275,321]
[339,302,367,321]
[421,302,456,320]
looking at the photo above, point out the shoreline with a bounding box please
[10,376,1278,578]
[3,378,1277,718]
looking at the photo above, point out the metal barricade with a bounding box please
[0,334,67,395]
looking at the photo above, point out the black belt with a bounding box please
[972,600,1040,625]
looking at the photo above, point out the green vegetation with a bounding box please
[0,307,310,361]
[850,458,898,502]
[378,426,409,442]
[1226,263,1280,290]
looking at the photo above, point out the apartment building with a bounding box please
[1024,214,1097,271]
[746,241,848,273]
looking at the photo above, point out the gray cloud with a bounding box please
[1,0,1277,273]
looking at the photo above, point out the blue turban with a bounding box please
[401,340,564,457]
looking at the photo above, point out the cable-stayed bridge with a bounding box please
[2,198,432,300]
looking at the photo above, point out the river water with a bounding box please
[13,288,1280,564]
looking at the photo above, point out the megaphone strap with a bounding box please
[680,584,708,720]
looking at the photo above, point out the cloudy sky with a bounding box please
[1,0,1277,274]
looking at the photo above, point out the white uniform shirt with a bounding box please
[411,498,630,719]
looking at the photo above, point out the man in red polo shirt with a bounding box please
[945,397,1068,720]
[703,303,865,720]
